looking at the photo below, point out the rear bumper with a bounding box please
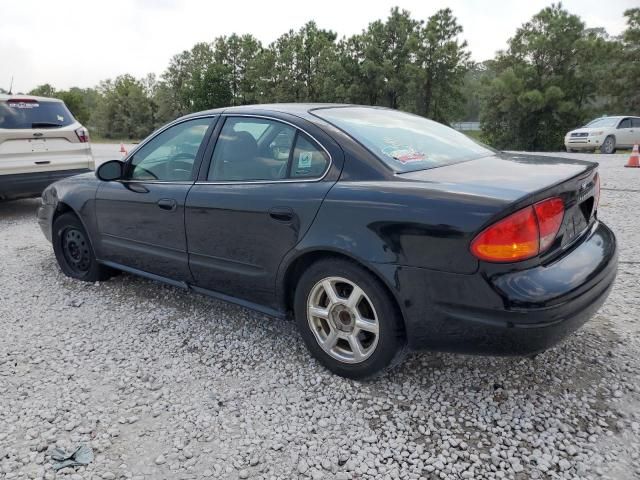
[393,221,618,354]
[0,169,92,200]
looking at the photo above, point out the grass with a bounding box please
[463,130,483,142]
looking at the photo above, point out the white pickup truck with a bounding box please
[0,94,93,200]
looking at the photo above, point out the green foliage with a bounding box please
[480,3,633,151]
[29,84,57,97]
[28,5,639,149]
[92,75,154,140]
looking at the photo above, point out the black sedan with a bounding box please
[38,104,618,379]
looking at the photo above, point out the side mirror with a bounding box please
[96,160,125,181]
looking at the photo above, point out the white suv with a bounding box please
[0,94,94,200]
[565,116,640,154]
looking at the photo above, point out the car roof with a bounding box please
[0,94,64,103]
[180,103,375,121]
[590,115,639,120]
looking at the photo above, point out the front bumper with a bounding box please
[394,221,618,354]
[565,136,605,150]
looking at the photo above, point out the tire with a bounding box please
[600,135,616,154]
[52,212,114,282]
[293,258,407,380]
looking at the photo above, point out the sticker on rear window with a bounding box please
[9,102,39,109]
[298,151,312,169]
[381,137,427,164]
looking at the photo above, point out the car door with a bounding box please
[616,118,634,147]
[185,114,342,308]
[95,116,217,281]
[631,118,640,145]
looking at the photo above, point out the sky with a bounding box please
[0,0,636,93]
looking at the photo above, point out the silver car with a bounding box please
[0,94,94,200]
[565,116,640,154]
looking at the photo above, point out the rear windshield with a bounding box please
[312,107,494,172]
[0,99,75,129]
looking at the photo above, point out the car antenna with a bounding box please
[7,76,13,94]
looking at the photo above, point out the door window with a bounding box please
[618,118,632,129]
[631,118,640,128]
[290,133,330,178]
[208,117,329,181]
[209,117,296,181]
[128,117,214,181]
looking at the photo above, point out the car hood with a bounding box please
[397,153,596,204]
[566,127,607,135]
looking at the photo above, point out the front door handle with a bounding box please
[157,198,177,211]
[269,207,294,222]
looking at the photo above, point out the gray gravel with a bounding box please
[1,151,639,479]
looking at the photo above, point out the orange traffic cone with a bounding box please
[120,143,128,157]
[626,143,640,168]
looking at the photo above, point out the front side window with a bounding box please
[312,107,494,173]
[632,118,640,128]
[618,118,632,129]
[128,117,214,181]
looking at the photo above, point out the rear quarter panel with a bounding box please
[295,179,510,274]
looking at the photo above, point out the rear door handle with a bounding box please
[157,198,177,211]
[269,207,294,222]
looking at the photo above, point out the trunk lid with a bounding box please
[399,152,599,262]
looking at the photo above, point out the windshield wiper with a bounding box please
[32,122,63,129]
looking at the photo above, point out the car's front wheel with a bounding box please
[600,135,616,154]
[52,212,113,282]
[294,258,406,379]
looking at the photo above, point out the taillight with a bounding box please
[534,197,564,251]
[471,197,565,262]
[75,127,90,143]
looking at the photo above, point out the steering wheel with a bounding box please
[168,152,195,178]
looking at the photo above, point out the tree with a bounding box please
[267,22,338,102]
[214,34,263,105]
[92,75,154,139]
[409,8,471,122]
[480,4,610,150]
[606,9,640,113]
[29,84,57,98]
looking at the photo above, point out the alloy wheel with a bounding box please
[307,276,379,364]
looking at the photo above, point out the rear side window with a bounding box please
[0,100,75,129]
[313,107,495,173]
[209,117,296,181]
[290,134,329,178]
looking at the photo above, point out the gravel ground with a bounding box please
[1,151,639,480]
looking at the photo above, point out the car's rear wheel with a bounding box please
[294,258,406,379]
[600,135,616,154]
[52,212,113,282]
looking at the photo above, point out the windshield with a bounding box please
[312,107,495,173]
[0,99,75,129]
[584,117,618,128]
